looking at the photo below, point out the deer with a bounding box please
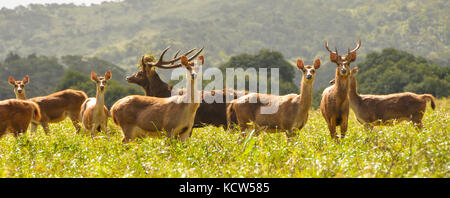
[111,55,204,142]
[320,40,360,140]
[8,76,88,133]
[79,71,111,135]
[348,67,436,129]
[0,99,41,138]
[226,58,320,138]
[125,47,248,128]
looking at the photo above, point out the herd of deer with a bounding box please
[0,41,436,142]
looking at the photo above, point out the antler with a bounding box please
[147,47,199,69]
[348,40,361,54]
[166,47,204,68]
[325,41,338,56]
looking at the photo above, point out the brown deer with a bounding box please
[8,76,87,133]
[79,71,111,135]
[227,58,321,137]
[111,55,204,142]
[126,47,247,128]
[320,40,360,140]
[0,99,41,138]
[348,67,436,129]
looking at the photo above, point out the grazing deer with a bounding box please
[8,76,87,133]
[111,55,204,142]
[79,71,111,135]
[227,59,320,137]
[126,47,247,128]
[0,99,41,138]
[320,40,360,140]
[348,67,436,129]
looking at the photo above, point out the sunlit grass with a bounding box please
[0,99,448,178]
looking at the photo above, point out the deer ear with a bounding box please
[330,53,339,64]
[296,59,304,70]
[181,56,188,67]
[347,51,357,62]
[91,72,98,81]
[351,67,359,75]
[198,56,204,65]
[8,76,15,85]
[105,70,112,80]
[313,59,321,69]
[23,75,29,84]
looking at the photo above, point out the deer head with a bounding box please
[9,75,29,99]
[297,59,321,83]
[91,70,112,94]
[325,40,361,78]
[181,55,204,81]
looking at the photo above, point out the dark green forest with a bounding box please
[0,0,448,90]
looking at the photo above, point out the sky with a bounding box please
[0,0,120,9]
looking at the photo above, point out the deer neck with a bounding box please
[16,91,27,100]
[94,90,105,114]
[349,75,363,109]
[335,71,350,102]
[148,70,172,97]
[187,77,200,106]
[296,78,313,112]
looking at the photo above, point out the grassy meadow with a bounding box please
[0,99,448,178]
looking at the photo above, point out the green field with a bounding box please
[0,99,448,178]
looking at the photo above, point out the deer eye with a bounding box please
[310,70,315,73]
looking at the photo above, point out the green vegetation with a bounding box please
[356,48,449,97]
[0,99,447,177]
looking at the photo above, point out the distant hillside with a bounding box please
[0,0,448,90]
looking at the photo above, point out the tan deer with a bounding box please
[79,71,111,135]
[0,99,41,138]
[8,76,87,133]
[126,47,248,129]
[320,40,360,140]
[227,58,321,138]
[111,55,203,142]
[348,67,436,129]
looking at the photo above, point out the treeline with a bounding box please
[0,53,142,108]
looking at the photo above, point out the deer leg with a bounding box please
[327,118,337,140]
[412,113,424,130]
[340,116,349,139]
[30,122,38,132]
[178,127,192,142]
[41,122,50,134]
[70,118,82,134]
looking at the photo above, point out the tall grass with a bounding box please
[0,99,448,178]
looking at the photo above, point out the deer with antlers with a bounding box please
[126,47,247,128]
[111,55,203,142]
[227,58,321,138]
[0,99,41,138]
[79,71,111,135]
[8,76,87,133]
[320,40,361,140]
[348,67,436,129]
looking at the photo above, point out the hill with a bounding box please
[0,0,448,90]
